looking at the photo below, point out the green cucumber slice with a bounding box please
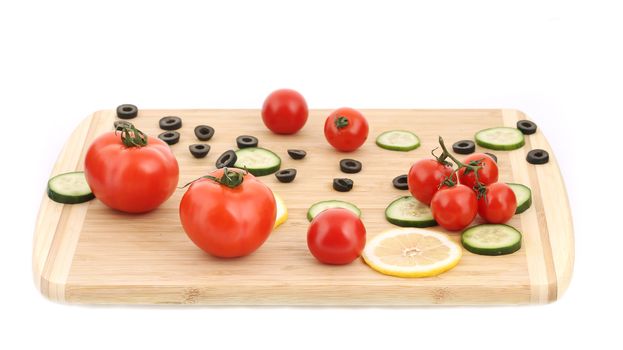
[475,127,525,150]
[234,147,281,176]
[461,224,522,256]
[375,130,420,151]
[307,200,361,222]
[385,196,437,228]
[507,183,532,214]
[47,171,95,204]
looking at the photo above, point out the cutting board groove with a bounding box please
[33,109,574,305]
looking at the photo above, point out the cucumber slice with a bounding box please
[475,127,525,150]
[461,224,522,256]
[385,196,437,227]
[507,183,532,214]
[307,200,361,222]
[47,171,94,204]
[375,130,420,151]
[234,147,281,176]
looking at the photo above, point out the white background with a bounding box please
[1,0,621,349]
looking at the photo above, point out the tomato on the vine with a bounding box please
[458,153,498,190]
[408,159,456,205]
[179,168,276,258]
[84,122,179,213]
[478,182,517,224]
[307,208,366,265]
[324,107,369,152]
[261,89,308,134]
[430,184,478,231]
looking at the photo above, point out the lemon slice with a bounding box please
[273,193,288,228]
[362,228,462,277]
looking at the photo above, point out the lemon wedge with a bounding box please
[273,193,288,228]
[362,228,462,278]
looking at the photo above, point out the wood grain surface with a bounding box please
[32,109,574,305]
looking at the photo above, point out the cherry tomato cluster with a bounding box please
[409,138,517,231]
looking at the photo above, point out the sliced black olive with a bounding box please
[116,104,138,119]
[275,168,297,183]
[158,131,180,145]
[526,149,549,164]
[189,144,210,159]
[339,159,362,174]
[452,140,476,154]
[333,178,354,192]
[287,149,307,160]
[194,125,215,141]
[517,120,537,135]
[392,174,409,190]
[159,116,182,131]
[484,152,498,163]
[236,135,258,149]
[215,150,237,168]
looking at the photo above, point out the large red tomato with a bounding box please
[458,153,499,190]
[84,123,179,213]
[261,89,308,134]
[307,208,366,265]
[179,168,276,258]
[323,107,369,152]
[408,159,456,205]
[430,184,478,231]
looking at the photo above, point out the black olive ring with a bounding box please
[392,175,409,190]
[526,149,549,165]
[116,104,138,119]
[159,116,183,131]
[340,159,362,174]
[158,131,180,145]
[333,178,354,192]
[275,169,297,183]
[452,140,476,154]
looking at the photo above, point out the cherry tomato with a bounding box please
[323,107,369,152]
[307,208,366,265]
[408,159,456,205]
[478,182,517,224]
[179,168,276,258]
[84,125,179,213]
[261,89,308,134]
[458,153,498,190]
[430,184,478,231]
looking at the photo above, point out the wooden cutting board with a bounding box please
[33,109,574,305]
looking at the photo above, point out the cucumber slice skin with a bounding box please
[375,130,421,151]
[47,171,95,204]
[234,147,281,176]
[507,182,532,214]
[384,196,437,228]
[474,127,526,151]
[461,224,522,256]
[307,200,361,222]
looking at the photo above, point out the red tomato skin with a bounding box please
[84,132,179,213]
[307,208,366,265]
[179,169,276,258]
[323,107,369,152]
[407,159,456,205]
[261,89,308,134]
[458,153,499,190]
[430,185,478,231]
[478,182,517,224]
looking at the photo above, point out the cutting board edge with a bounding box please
[33,110,115,303]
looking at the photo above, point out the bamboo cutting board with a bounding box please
[33,109,574,305]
